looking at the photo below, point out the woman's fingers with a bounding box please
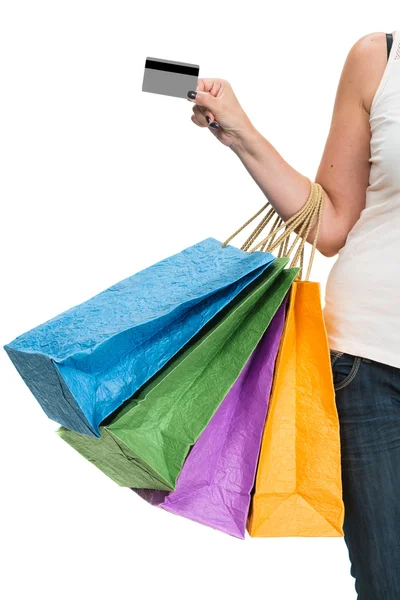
[192,104,215,127]
[191,114,205,127]
[187,79,225,130]
[191,114,220,134]
[196,78,224,97]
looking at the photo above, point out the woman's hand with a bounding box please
[187,78,255,150]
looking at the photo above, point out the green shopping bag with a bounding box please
[58,258,298,490]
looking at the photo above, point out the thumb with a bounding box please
[187,89,218,112]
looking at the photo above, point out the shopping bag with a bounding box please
[225,178,344,537]
[132,295,289,539]
[3,237,275,437]
[57,258,298,490]
[247,280,344,536]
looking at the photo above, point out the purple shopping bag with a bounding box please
[133,295,287,538]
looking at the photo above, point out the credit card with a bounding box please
[142,57,199,99]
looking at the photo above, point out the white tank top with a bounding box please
[323,29,400,368]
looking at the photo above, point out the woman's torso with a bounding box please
[323,29,400,368]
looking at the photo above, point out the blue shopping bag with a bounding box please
[4,238,275,437]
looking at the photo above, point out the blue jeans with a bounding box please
[330,350,400,599]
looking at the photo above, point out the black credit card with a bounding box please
[142,57,200,99]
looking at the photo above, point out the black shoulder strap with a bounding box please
[386,33,393,61]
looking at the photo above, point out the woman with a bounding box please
[187,30,400,599]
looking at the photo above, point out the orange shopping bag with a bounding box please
[224,178,344,537]
[247,277,344,537]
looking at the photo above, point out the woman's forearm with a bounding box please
[230,122,341,256]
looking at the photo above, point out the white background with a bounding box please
[0,2,397,598]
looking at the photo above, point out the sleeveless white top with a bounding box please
[323,29,400,369]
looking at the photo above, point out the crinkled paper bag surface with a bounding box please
[134,295,290,539]
[58,259,295,490]
[247,281,345,538]
[4,238,275,436]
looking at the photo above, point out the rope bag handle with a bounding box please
[222,178,325,281]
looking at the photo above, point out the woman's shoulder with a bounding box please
[345,31,390,71]
[351,31,390,53]
[345,31,395,114]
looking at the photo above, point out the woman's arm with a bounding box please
[229,33,387,257]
